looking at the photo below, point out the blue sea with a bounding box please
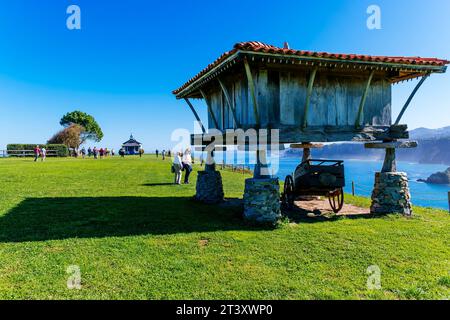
[278,158,449,210]
[212,152,450,210]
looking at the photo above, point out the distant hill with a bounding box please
[409,126,450,140]
[283,126,450,165]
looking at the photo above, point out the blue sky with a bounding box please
[0,0,449,151]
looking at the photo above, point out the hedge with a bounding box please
[7,144,69,157]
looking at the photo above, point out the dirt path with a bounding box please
[292,198,369,216]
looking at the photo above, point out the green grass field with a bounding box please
[0,155,449,300]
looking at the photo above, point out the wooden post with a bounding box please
[382,148,397,173]
[302,67,318,129]
[448,191,450,213]
[199,89,220,129]
[355,70,375,128]
[243,57,260,127]
[184,98,206,133]
[352,181,355,196]
[394,74,430,126]
[218,78,240,127]
[302,147,311,162]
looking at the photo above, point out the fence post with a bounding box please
[352,181,355,196]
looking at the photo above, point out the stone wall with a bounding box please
[195,170,224,204]
[371,172,412,216]
[243,178,281,224]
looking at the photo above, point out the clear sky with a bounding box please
[0,0,449,151]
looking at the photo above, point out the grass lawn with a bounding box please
[0,155,449,300]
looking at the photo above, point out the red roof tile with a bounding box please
[173,41,449,96]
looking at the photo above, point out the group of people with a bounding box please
[170,149,192,185]
[33,145,47,162]
[78,147,115,159]
[155,149,171,160]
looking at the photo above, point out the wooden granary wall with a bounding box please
[204,66,391,131]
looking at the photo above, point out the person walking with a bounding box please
[40,147,46,162]
[182,148,193,184]
[155,149,159,158]
[33,145,40,162]
[93,147,98,159]
[81,147,86,159]
[172,152,183,185]
[139,148,144,158]
[88,147,92,157]
[99,148,104,159]
[162,150,166,160]
[111,148,115,156]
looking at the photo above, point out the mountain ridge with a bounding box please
[283,126,450,165]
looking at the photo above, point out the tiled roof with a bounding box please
[234,41,449,66]
[173,41,449,96]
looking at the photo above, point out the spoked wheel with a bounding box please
[328,187,344,213]
[282,175,295,209]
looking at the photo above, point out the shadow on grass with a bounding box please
[0,197,266,243]
[141,183,175,187]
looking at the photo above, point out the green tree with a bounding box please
[60,111,103,144]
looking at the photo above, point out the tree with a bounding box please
[60,111,103,144]
[48,124,86,150]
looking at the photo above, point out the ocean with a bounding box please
[212,152,450,210]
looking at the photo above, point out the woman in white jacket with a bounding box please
[182,149,193,184]
[172,152,183,185]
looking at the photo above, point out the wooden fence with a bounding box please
[4,150,58,157]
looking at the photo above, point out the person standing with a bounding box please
[172,152,183,185]
[93,147,98,159]
[88,147,92,157]
[33,145,40,162]
[182,148,193,184]
[41,147,47,162]
[139,148,144,158]
[111,148,115,156]
[156,149,159,158]
[81,147,86,159]
[162,150,166,160]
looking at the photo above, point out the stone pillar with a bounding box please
[243,178,281,224]
[371,172,412,216]
[365,141,417,216]
[194,150,224,204]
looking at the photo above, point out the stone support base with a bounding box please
[195,170,224,204]
[371,172,412,216]
[243,178,281,224]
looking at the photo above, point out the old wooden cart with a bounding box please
[282,159,345,213]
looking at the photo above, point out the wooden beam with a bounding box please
[199,89,219,129]
[190,125,409,145]
[184,98,206,134]
[394,74,430,125]
[302,67,318,129]
[290,143,324,149]
[364,141,418,149]
[217,78,240,127]
[355,70,375,128]
[243,57,260,127]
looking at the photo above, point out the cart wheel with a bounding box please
[328,187,344,213]
[282,175,295,209]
